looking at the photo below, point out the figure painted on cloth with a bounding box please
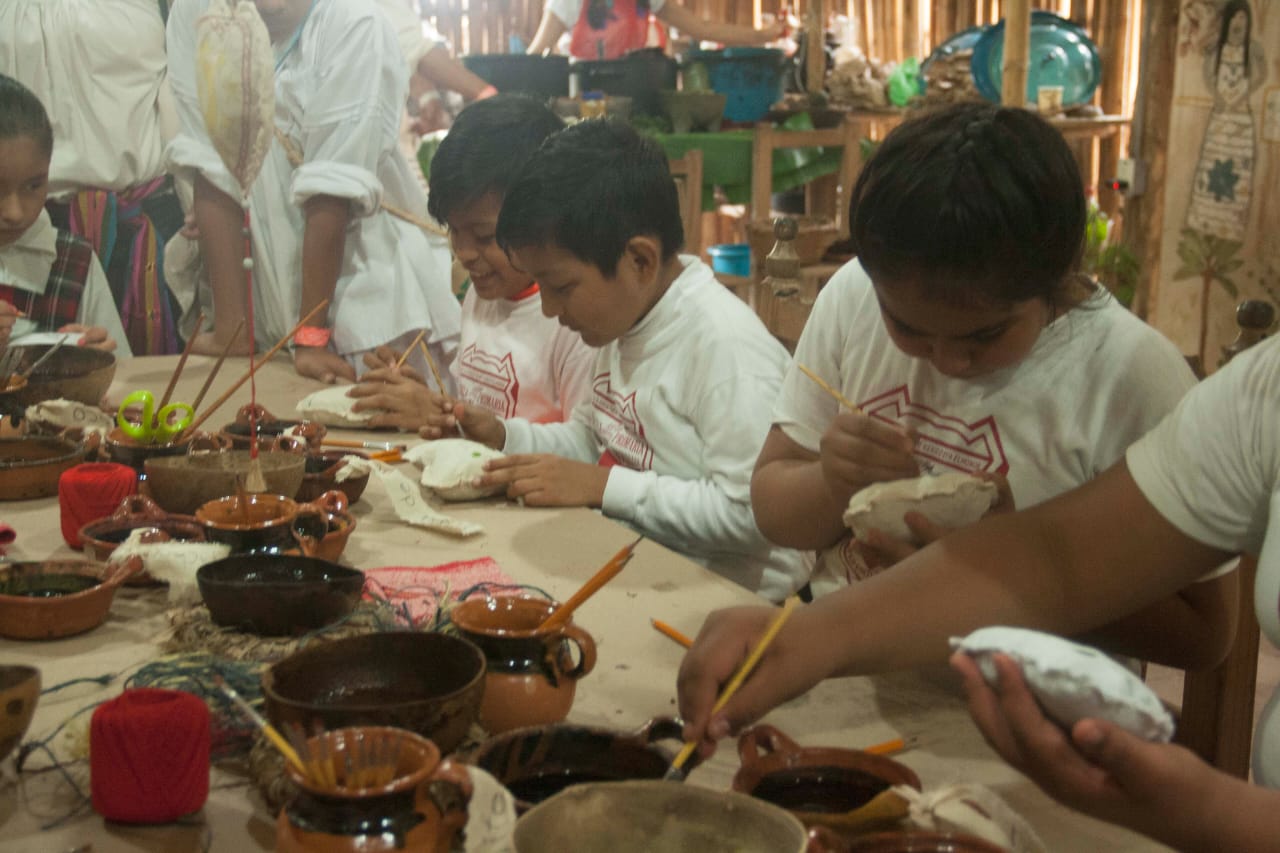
[1185,0,1266,240]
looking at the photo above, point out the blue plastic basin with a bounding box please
[685,48,787,123]
[708,243,752,277]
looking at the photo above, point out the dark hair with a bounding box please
[849,101,1087,309]
[427,95,564,224]
[496,117,684,276]
[0,74,53,157]
[1214,0,1251,76]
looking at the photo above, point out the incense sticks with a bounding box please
[190,319,246,413]
[158,311,205,409]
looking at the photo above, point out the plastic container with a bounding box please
[708,243,752,277]
[462,54,570,99]
[571,48,678,117]
[684,48,788,123]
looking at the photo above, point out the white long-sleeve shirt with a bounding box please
[503,256,809,602]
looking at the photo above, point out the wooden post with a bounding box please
[806,0,826,94]
[1001,0,1031,106]
[1095,0,1132,216]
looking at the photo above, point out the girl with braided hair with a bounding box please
[749,101,1233,670]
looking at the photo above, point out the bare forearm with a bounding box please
[751,458,846,548]
[416,45,489,100]
[300,194,351,325]
[1178,769,1280,853]
[194,174,248,339]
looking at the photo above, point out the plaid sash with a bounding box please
[0,229,90,332]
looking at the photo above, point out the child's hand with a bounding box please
[0,302,18,350]
[347,369,444,431]
[818,410,918,502]
[294,346,357,385]
[435,402,505,448]
[855,511,949,567]
[362,346,404,373]
[57,324,117,352]
[478,453,609,507]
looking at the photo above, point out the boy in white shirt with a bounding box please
[449,118,809,602]
[349,96,594,428]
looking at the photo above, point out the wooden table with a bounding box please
[0,355,1170,851]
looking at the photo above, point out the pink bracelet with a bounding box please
[294,325,332,348]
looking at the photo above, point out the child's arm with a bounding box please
[525,6,569,55]
[293,195,357,384]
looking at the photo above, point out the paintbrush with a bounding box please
[797,364,859,412]
[651,618,694,649]
[396,329,428,369]
[16,338,66,383]
[213,675,306,775]
[538,535,643,631]
[158,311,205,409]
[322,438,404,451]
[190,319,246,413]
[663,597,800,781]
[417,339,467,439]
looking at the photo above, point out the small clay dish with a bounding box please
[262,631,486,755]
[196,554,364,636]
[0,436,86,500]
[467,717,691,813]
[732,724,921,835]
[78,494,205,562]
[0,665,40,761]
[146,450,306,515]
[0,560,140,640]
[308,508,357,563]
[296,449,370,504]
[0,344,115,408]
[195,492,327,554]
[103,427,230,473]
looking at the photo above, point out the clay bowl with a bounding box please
[262,631,486,755]
[0,665,40,762]
[732,724,921,836]
[145,450,306,515]
[221,418,306,449]
[0,560,140,640]
[103,427,230,473]
[838,831,1009,852]
[0,436,86,500]
[0,344,115,408]
[467,717,690,813]
[309,508,357,563]
[195,492,327,554]
[295,450,370,504]
[513,780,811,853]
[78,494,205,562]
[197,554,364,636]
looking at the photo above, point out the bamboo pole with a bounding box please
[806,0,826,94]
[1000,0,1031,106]
[1096,0,1133,217]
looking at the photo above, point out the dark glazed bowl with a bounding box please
[196,554,365,636]
[0,344,115,407]
[0,436,86,500]
[262,631,486,755]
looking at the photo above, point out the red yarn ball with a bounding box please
[58,463,137,548]
[90,688,210,824]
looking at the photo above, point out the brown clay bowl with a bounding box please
[309,508,357,562]
[196,491,334,554]
[0,344,115,408]
[512,781,811,853]
[295,450,370,504]
[0,560,140,640]
[838,831,1009,852]
[103,427,231,472]
[146,450,306,515]
[732,724,921,836]
[262,631,486,755]
[196,554,364,636]
[0,665,40,761]
[78,494,205,562]
[0,436,86,500]
[467,718,690,813]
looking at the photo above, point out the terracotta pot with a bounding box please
[468,717,690,812]
[0,436,86,500]
[513,780,811,853]
[276,726,471,853]
[306,508,357,563]
[102,427,230,473]
[197,554,364,636]
[0,665,40,762]
[0,560,140,640]
[733,725,921,836]
[832,830,1009,852]
[449,595,596,734]
[262,632,486,755]
[296,450,370,505]
[78,494,205,563]
[145,448,306,515]
[194,492,330,554]
[0,344,115,408]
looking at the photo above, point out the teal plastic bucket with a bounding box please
[708,243,751,277]
[685,48,787,123]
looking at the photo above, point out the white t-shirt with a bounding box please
[1126,336,1280,785]
[1,0,172,196]
[451,285,595,423]
[776,260,1196,595]
[503,256,809,602]
[546,0,667,27]
[0,210,131,357]
[165,0,461,364]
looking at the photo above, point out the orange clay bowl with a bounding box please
[0,436,86,500]
[295,450,370,505]
[0,344,115,408]
[0,665,40,762]
[78,494,205,563]
[0,560,140,640]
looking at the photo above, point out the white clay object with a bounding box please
[295,386,383,428]
[405,438,506,501]
[843,472,998,542]
[951,626,1175,742]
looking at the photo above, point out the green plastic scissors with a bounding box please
[116,390,194,444]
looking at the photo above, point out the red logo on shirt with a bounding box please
[591,373,652,470]
[455,345,520,418]
[860,385,1009,475]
